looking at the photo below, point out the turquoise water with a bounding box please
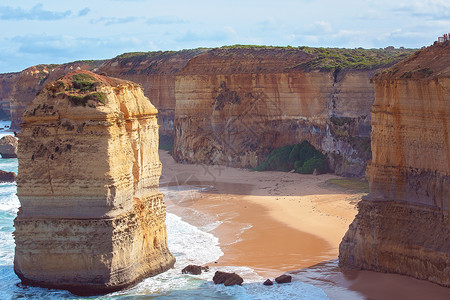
[0,131,329,299]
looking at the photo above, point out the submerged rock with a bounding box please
[14,70,175,295]
[181,265,209,275]
[213,271,244,286]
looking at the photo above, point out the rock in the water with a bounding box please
[0,169,16,182]
[275,275,292,284]
[213,271,243,286]
[263,279,273,286]
[339,41,450,287]
[0,135,18,158]
[181,265,209,275]
[13,70,175,295]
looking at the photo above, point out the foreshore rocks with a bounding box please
[0,169,16,182]
[181,265,209,275]
[212,271,244,286]
[0,135,18,158]
[274,274,292,284]
[13,70,175,294]
[339,42,450,287]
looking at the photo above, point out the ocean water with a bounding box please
[0,130,329,299]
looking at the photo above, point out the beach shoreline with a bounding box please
[159,150,450,300]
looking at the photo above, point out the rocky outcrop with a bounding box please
[13,70,175,294]
[339,42,450,286]
[0,169,16,182]
[0,135,18,158]
[173,47,403,176]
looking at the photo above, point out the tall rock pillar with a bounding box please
[339,42,450,286]
[14,70,175,294]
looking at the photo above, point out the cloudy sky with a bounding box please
[1,0,449,73]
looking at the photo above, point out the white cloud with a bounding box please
[0,3,72,21]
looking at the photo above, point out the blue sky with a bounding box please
[1,0,449,73]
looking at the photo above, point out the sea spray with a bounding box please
[0,157,329,299]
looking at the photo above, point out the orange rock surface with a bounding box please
[14,71,175,294]
[339,42,450,287]
[173,48,376,175]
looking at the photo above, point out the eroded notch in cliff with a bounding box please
[212,82,241,110]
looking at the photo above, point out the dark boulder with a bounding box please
[213,271,243,286]
[181,265,209,275]
[263,279,273,286]
[275,274,292,284]
[0,169,16,182]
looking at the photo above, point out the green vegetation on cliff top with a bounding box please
[114,45,415,71]
[296,47,416,71]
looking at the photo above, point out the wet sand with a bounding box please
[159,150,450,299]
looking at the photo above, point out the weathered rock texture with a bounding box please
[0,62,104,130]
[339,42,450,286]
[0,135,18,158]
[0,47,414,176]
[96,50,208,136]
[0,169,16,182]
[14,70,175,294]
[173,48,390,175]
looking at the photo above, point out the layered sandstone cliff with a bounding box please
[96,50,207,136]
[173,47,403,175]
[0,61,103,130]
[0,47,414,176]
[14,70,175,294]
[339,42,450,286]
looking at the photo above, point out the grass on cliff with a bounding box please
[295,47,416,71]
[326,178,369,193]
[72,73,97,91]
[68,92,106,106]
[217,45,416,71]
[254,141,327,174]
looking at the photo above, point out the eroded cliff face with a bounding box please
[339,42,450,286]
[14,70,175,294]
[0,62,103,130]
[0,47,414,176]
[96,49,208,136]
[173,48,375,176]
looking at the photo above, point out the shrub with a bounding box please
[254,141,327,174]
[68,92,106,106]
[254,145,293,171]
[72,73,96,91]
[296,157,327,174]
[159,135,174,151]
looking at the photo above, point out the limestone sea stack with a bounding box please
[0,135,18,158]
[339,42,450,286]
[13,70,175,294]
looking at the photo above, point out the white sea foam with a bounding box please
[0,159,329,299]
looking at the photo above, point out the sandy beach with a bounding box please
[159,150,450,300]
